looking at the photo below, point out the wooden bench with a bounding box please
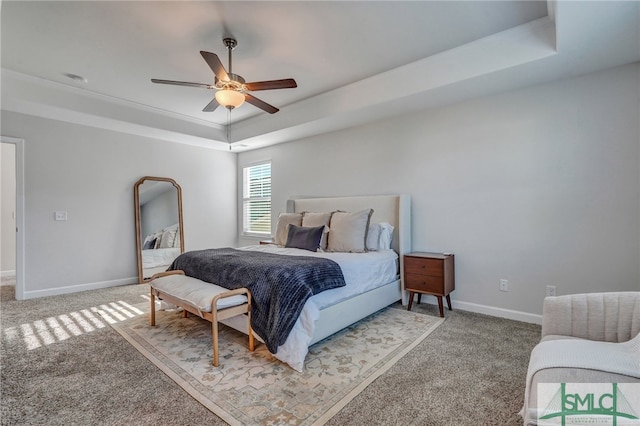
[148,270,255,366]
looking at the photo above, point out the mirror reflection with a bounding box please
[134,176,184,283]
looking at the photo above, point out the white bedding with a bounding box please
[233,244,399,371]
[142,247,181,269]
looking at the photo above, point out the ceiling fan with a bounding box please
[151,38,297,114]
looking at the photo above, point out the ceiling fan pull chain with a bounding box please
[227,108,231,144]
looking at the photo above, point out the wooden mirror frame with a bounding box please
[134,176,184,283]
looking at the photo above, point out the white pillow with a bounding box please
[274,213,303,246]
[302,211,333,249]
[327,208,373,253]
[365,224,381,251]
[158,225,179,248]
[172,227,181,248]
[378,222,394,250]
[365,222,394,251]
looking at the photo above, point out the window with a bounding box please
[242,162,271,236]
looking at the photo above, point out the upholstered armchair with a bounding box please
[521,292,640,425]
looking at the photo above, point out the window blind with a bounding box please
[243,162,271,235]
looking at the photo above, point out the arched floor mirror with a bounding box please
[134,176,184,283]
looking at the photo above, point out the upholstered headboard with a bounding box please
[286,194,411,257]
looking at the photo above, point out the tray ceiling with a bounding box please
[2,1,638,151]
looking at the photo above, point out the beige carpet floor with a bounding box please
[1,280,541,425]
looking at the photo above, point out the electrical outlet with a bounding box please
[499,279,509,292]
[54,211,67,221]
[546,285,556,297]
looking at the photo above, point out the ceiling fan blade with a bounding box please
[200,51,229,81]
[203,98,219,112]
[245,79,297,91]
[151,79,212,89]
[245,93,279,114]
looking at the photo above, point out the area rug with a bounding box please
[111,306,444,425]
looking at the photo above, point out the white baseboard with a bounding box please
[1,270,16,278]
[413,297,542,325]
[22,277,140,300]
[20,278,543,325]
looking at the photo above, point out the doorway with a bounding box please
[1,136,25,300]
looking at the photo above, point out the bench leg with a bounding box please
[248,312,255,352]
[212,310,219,367]
[150,289,156,326]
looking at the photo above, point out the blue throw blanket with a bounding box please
[168,248,346,353]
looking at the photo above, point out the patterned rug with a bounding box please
[111,306,444,425]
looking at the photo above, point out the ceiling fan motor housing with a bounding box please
[227,73,245,84]
[214,74,246,92]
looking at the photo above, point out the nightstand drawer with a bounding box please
[404,257,443,276]
[405,273,443,294]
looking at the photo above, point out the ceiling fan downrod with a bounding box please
[223,38,237,75]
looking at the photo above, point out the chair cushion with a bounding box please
[521,333,640,425]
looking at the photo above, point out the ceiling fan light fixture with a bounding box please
[215,89,245,110]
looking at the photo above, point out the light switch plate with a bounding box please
[499,279,508,292]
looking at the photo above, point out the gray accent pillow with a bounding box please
[274,213,303,245]
[327,208,374,253]
[284,224,325,252]
[302,211,333,249]
[143,238,157,250]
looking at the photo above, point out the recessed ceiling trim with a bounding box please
[231,16,557,145]
[2,69,231,149]
[2,69,226,130]
[3,94,231,150]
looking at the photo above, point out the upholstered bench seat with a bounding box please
[149,270,255,366]
[151,273,248,313]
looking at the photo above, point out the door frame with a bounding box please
[1,136,25,300]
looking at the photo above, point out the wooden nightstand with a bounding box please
[403,252,455,317]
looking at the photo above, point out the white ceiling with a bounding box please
[1,1,639,152]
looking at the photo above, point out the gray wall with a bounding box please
[2,63,638,317]
[239,63,640,320]
[0,111,237,298]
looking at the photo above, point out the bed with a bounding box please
[160,194,411,371]
[141,224,181,279]
[142,247,181,277]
